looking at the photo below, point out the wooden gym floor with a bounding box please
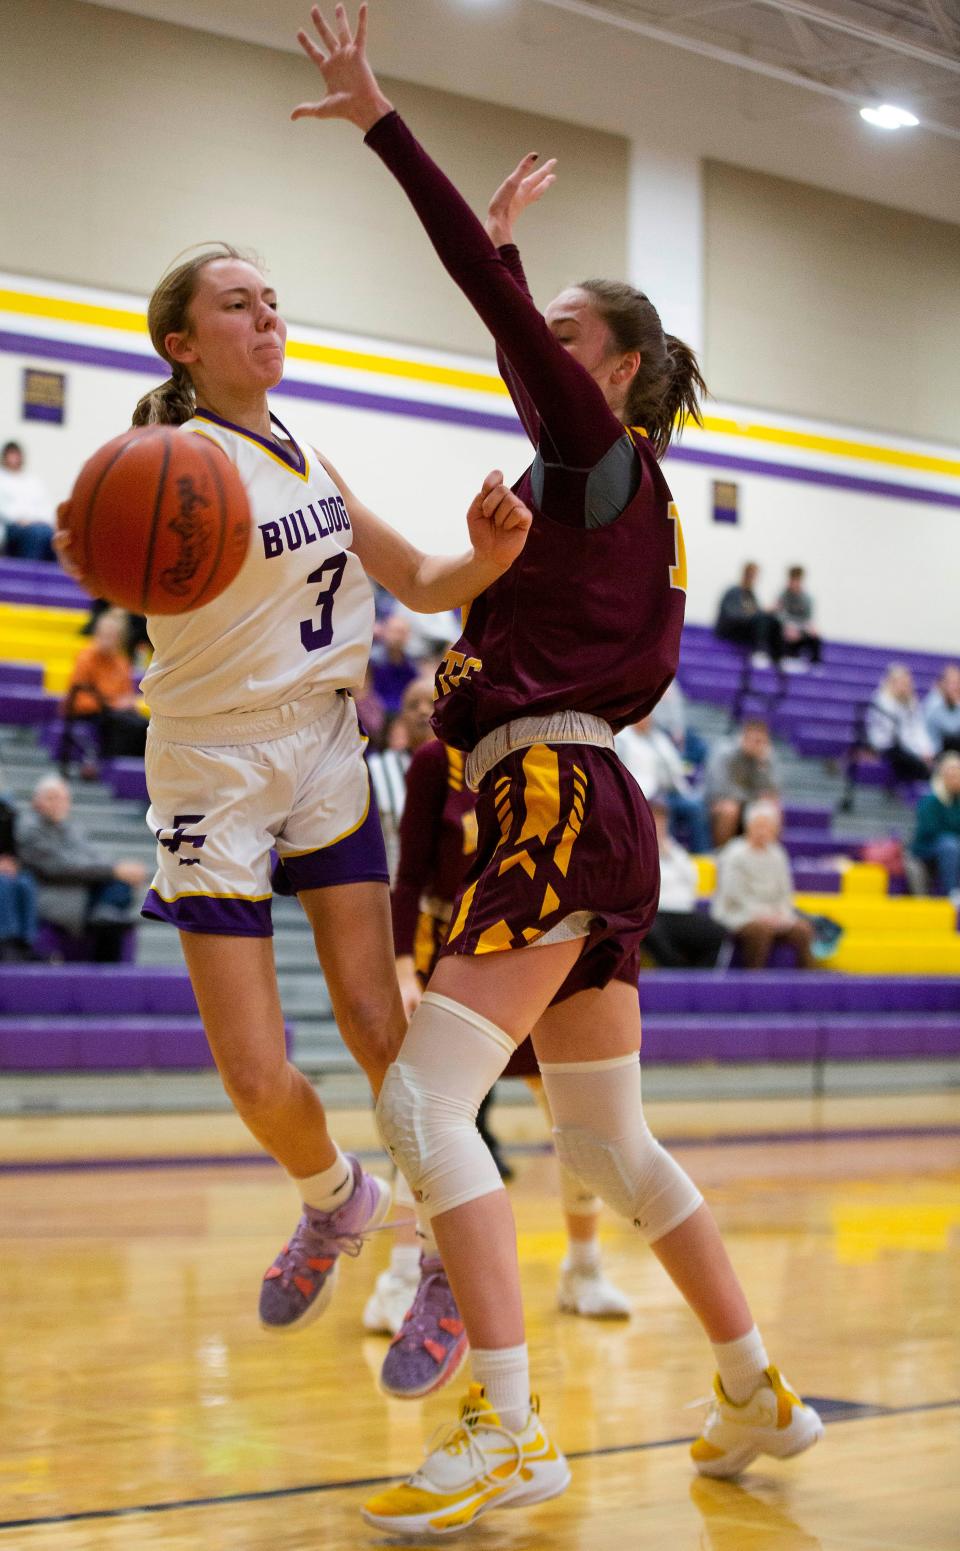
[1,1090,958,1550]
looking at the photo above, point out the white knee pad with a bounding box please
[376,992,514,1220]
[527,1076,601,1218]
[542,1055,703,1244]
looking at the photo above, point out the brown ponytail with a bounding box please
[131,242,259,427]
[578,279,707,459]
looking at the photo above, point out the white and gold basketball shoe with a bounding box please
[691,1366,823,1478]
[361,1383,570,1536]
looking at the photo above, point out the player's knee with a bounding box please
[337,984,404,1064]
[552,1123,702,1243]
[375,1059,502,1219]
[220,1053,290,1118]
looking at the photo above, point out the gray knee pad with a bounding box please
[376,1060,503,1219]
[553,1125,703,1243]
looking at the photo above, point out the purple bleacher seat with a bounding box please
[791,865,841,892]
[0,965,199,1017]
[103,758,148,802]
[0,1015,293,1070]
[0,557,87,610]
[0,663,44,688]
[0,687,57,724]
[782,805,833,831]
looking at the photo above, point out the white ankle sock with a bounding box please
[471,1344,530,1432]
[294,1147,353,1212]
[567,1237,602,1274]
[712,1325,769,1404]
[389,1243,422,1279]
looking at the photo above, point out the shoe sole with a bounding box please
[260,1175,393,1337]
[693,1411,824,1479]
[557,1294,631,1320]
[360,1459,571,1536]
[378,1330,469,1400]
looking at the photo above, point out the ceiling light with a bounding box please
[859,104,919,130]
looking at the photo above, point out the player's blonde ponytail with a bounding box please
[579,279,706,459]
[131,243,259,428]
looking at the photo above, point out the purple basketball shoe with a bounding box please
[379,1254,469,1398]
[259,1155,391,1334]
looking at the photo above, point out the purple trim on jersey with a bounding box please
[192,407,306,476]
[141,888,273,937]
[272,796,389,896]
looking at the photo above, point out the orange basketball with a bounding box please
[64,426,251,614]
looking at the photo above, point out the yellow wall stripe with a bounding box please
[3,285,959,479]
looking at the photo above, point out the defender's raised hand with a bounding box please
[291,4,394,133]
[466,471,532,575]
[485,154,558,248]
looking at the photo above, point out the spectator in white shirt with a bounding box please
[643,799,726,969]
[711,801,815,969]
[616,715,711,853]
[0,442,55,561]
[866,664,935,782]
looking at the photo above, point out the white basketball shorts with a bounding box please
[142,691,388,937]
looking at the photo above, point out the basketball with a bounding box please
[64,425,251,614]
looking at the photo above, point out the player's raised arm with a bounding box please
[315,450,531,613]
[291,5,622,468]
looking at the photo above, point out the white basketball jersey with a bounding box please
[141,410,374,719]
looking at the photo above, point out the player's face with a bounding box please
[172,260,287,394]
[545,288,637,412]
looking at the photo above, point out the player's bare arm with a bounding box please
[315,452,531,611]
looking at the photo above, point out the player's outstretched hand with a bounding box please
[291,4,394,133]
[485,154,557,248]
[467,471,532,574]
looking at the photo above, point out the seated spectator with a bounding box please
[715,561,784,665]
[924,665,960,756]
[651,679,709,769]
[711,801,815,969]
[367,677,435,877]
[866,664,935,782]
[82,599,152,665]
[0,782,38,961]
[370,612,420,714]
[704,719,782,847]
[0,441,56,561]
[911,752,960,903]
[775,565,821,666]
[15,775,146,962]
[615,714,711,853]
[644,799,727,969]
[63,610,148,762]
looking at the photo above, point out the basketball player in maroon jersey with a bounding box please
[293,8,822,1534]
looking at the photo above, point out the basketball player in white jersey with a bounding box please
[57,243,531,1335]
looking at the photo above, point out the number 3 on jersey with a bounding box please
[668,502,687,593]
[300,554,346,652]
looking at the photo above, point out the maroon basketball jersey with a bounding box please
[434,439,686,751]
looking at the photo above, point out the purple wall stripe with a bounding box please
[2,326,958,509]
[667,444,960,511]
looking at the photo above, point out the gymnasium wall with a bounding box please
[0,0,627,360]
[2,271,958,655]
[703,162,960,448]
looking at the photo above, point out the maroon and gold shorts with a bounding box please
[438,741,659,1008]
[414,906,539,1077]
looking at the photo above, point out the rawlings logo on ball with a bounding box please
[160,475,214,596]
